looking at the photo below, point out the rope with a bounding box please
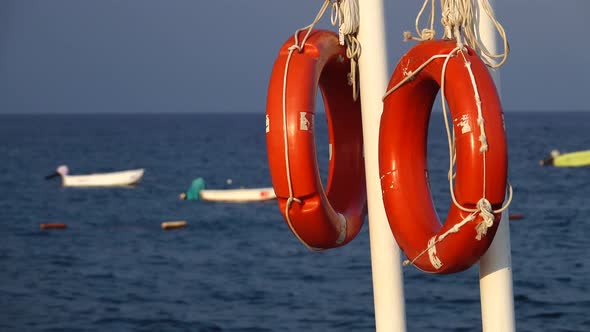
[427,236,443,269]
[382,52,456,101]
[404,0,509,68]
[280,0,332,252]
[331,0,359,45]
[403,187,512,268]
[404,0,436,42]
[331,0,361,100]
[459,0,510,68]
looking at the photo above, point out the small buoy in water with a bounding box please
[508,213,524,220]
[40,223,67,229]
[226,178,233,185]
[161,220,187,230]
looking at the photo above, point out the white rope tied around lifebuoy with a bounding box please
[440,48,513,216]
[282,0,360,252]
[288,0,332,54]
[474,198,494,240]
[438,44,514,241]
[427,237,443,269]
[280,0,357,251]
[331,0,361,100]
[405,0,509,68]
[382,50,457,101]
[383,45,513,269]
[281,0,332,252]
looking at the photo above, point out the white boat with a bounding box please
[46,165,144,187]
[181,177,275,202]
[62,169,144,187]
[199,187,276,202]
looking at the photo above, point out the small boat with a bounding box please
[180,177,276,202]
[199,187,276,202]
[539,149,590,167]
[46,165,144,187]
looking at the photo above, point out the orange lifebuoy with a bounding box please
[266,30,367,249]
[379,40,508,273]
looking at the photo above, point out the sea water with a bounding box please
[0,112,589,331]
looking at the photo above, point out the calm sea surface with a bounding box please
[1,112,589,331]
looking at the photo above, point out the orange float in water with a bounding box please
[161,221,187,230]
[379,40,508,274]
[266,30,367,250]
[40,223,67,229]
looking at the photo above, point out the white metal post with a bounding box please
[356,1,407,331]
[476,1,516,331]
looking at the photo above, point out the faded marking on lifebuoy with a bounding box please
[265,114,270,133]
[299,112,312,131]
[402,59,412,77]
[455,114,472,134]
[335,213,347,244]
[329,143,333,161]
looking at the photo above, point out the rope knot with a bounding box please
[403,29,435,42]
[427,236,443,269]
[479,135,489,152]
[288,45,302,53]
[403,31,413,42]
[420,28,435,40]
[287,196,302,206]
[475,198,494,240]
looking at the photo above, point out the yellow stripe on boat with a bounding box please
[553,150,590,167]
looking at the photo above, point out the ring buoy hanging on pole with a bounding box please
[266,30,367,250]
[379,40,508,273]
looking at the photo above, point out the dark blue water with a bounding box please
[1,112,589,331]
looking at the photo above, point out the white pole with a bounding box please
[356,1,407,331]
[476,1,516,331]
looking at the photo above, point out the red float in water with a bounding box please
[161,221,187,230]
[40,223,67,229]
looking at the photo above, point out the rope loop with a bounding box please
[287,45,302,53]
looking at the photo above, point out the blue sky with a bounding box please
[0,0,588,113]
